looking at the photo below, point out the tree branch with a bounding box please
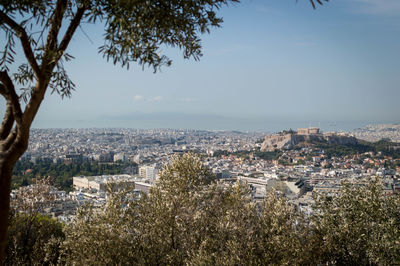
[42,0,68,67]
[22,4,87,129]
[0,83,5,96]
[0,11,42,79]
[0,100,14,140]
[0,71,22,127]
[57,5,86,58]
[0,127,17,153]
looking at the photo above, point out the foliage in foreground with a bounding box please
[6,154,400,265]
[5,212,64,266]
[62,154,305,265]
[311,180,400,265]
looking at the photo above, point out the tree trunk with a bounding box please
[0,132,29,263]
[0,159,13,264]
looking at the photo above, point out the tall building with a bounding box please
[139,164,158,182]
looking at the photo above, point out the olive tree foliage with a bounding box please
[311,179,400,265]
[60,189,138,265]
[62,154,307,265]
[61,154,219,265]
[5,212,64,266]
[10,177,57,214]
[305,0,328,9]
[62,156,400,265]
[5,178,64,265]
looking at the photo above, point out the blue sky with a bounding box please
[2,0,400,131]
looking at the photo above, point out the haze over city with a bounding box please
[2,0,400,131]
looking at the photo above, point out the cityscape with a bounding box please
[11,124,400,222]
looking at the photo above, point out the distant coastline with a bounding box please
[32,114,396,133]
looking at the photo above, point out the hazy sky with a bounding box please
[1,0,400,131]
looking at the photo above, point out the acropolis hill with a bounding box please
[260,128,358,151]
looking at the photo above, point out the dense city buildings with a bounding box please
[11,125,400,220]
[353,124,400,142]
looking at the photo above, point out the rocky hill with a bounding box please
[261,129,358,151]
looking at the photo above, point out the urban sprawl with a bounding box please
[12,124,400,222]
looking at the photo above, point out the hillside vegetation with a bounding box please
[5,154,400,265]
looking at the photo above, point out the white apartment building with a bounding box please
[139,164,158,182]
[73,174,135,192]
